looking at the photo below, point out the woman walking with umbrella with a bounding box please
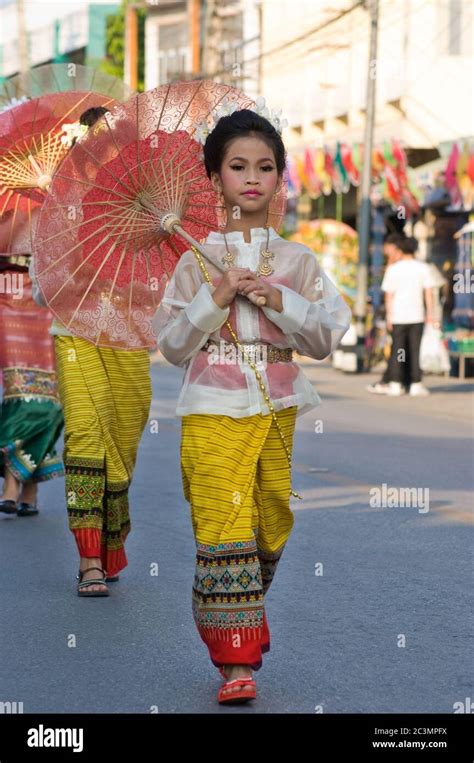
[30,106,153,596]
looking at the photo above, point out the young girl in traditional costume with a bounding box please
[154,105,351,704]
[30,107,152,596]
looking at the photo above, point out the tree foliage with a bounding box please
[100,0,146,92]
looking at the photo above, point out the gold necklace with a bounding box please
[221,226,275,277]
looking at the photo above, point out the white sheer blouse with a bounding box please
[153,226,352,418]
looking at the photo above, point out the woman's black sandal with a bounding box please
[76,570,119,584]
[77,567,110,597]
[0,500,17,514]
[17,503,39,516]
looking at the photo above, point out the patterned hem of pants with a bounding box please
[181,405,298,669]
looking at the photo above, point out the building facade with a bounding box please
[0,0,119,78]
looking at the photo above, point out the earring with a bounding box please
[216,189,227,226]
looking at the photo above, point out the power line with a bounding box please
[204,0,432,90]
[258,0,431,75]
[203,0,365,79]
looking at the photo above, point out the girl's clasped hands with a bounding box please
[212,267,283,312]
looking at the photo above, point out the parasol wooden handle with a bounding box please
[164,217,266,307]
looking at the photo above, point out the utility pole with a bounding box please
[189,0,201,76]
[355,0,379,345]
[124,3,139,90]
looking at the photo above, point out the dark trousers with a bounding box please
[381,330,411,387]
[382,331,393,384]
[388,322,424,385]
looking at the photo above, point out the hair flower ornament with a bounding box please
[195,96,288,146]
[60,121,89,148]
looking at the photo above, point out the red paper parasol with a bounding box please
[0,91,119,256]
[34,79,288,349]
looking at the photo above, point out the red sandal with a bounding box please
[217,677,256,705]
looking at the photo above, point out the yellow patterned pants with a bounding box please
[55,336,151,576]
[181,405,297,670]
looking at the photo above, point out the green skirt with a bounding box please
[0,369,64,483]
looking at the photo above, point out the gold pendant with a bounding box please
[257,249,275,277]
[221,251,235,268]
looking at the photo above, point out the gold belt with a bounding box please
[202,340,293,363]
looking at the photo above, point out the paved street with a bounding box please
[1,358,472,714]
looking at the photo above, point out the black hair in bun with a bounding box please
[203,108,286,179]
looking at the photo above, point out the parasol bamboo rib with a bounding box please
[38,216,123,276]
[67,236,121,327]
[144,117,207,198]
[66,200,152,324]
[46,201,156,308]
[127,236,139,338]
[62,138,142,201]
[141,83,199,182]
[51,169,140,205]
[103,114,141,196]
[135,97,142,194]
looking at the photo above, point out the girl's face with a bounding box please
[211,135,281,218]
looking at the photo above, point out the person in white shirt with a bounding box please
[366,232,406,395]
[381,237,437,396]
[154,107,351,705]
